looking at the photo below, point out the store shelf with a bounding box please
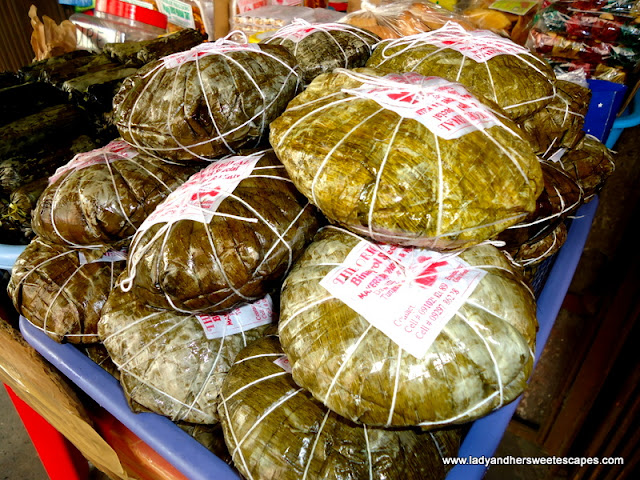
[18,198,599,480]
[0,244,26,271]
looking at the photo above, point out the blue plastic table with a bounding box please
[18,197,599,480]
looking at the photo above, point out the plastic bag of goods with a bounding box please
[113,37,299,161]
[260,19,380,84]
[8,238,125,343]
[99,285,274,424]
[366,21,556,120]
[31,140,198,248]
[458,0,540,45]
[278,227,538,428]
[270,68,543,250]
[219,334,464,479]
[120,150,321,313]
[341,0,476,39]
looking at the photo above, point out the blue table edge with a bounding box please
[18,198,599,480]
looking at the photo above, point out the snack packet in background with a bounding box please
[29,5,77,61]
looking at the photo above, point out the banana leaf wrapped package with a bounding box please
[32,140,198,248]
[507,221,568,269]
[99,286,274,424]
[219,334,463,480]
[113,38,300,161]
[554,134,615,202]
[270,68,543,250]
[8,238,125,343]
[495,161,582,248]
[261,19,380,84]
[519,80,591,156]
[120,150,321,313]
[279,227,537,428]
[366,22,556,120]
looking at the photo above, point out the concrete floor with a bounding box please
[0,386,48,480]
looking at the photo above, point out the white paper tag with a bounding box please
[196,295,273,339]
[417,21,529,63]
[163,41,261,68]
[320,240,486,359]
[548,147,567,163]
[49,140,138,185]
[235,0,267,14]
[138,153,262,231]
[270,21,356,43]
[344,73,499,140]
[78,249,128,265]
[273,355,292,372]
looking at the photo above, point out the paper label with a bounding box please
[196,295,273,339]
[157,0,196,29]
[320,240,486,359]
[489,0,538,15]
[419,22,529,62]
[78,249,128,265]
[49,140,138,185]
[138,153,262,230]
[235,0,267,14]
[163,41,261,68]
[270,21,355,43]
[273,355,292,372]
[344,73,500,140]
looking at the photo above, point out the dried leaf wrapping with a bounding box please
[32,140,198,248]
[262,20,380,84]
[270,68,543,250]
[99,286,273,424]
[496,161,582,248]
[219,335,463,480]
[366,22,556,120]
[121,150,321,313]
[279,228,537,428]
[507,221,568,268]
[519,80,591,156]
[8,238,124,343]
[113,41,300,161]
[554,134,615,202]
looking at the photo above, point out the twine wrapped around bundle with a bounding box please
[261,19,380,84]
[519,80,591,157]
[8,237,125,344]
[496,161,582,248]
[32,140,198,248]
[270,68,543,250]
[219,335,463,480]
[99,286,273,424]
[120,150,321,314]
[366,22,556,120]
[279,227,537,428]
[113,36,300,161]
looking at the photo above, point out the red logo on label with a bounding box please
[415,256,449,287]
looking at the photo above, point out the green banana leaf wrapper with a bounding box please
[219,334,463,480]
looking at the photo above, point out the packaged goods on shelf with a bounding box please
[260,19,380,84]
[231,4,344,34]
[341,0,475,39]
[113,39,299,161]
[366,22,556,120]
[8,238,125,344]
[495,161,583,248]
[271,68,543,250]
[31,140,198,248]
[120,150,321,313]
[99,287,274,423]
[220,334,464,480]
[279,227,538,428]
